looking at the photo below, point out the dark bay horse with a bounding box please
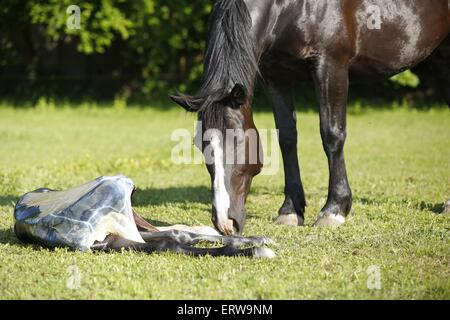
[171,0,450,234]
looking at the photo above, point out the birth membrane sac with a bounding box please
[14,175,144,251]
[13,175,276,258]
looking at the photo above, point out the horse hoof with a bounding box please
[275,214,304,226]
[252,247,276,259]
[313,213,346,227]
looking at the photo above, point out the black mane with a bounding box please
[197,0,258,131]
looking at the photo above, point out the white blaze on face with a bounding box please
[210,132,232,232]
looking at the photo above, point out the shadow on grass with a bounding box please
[419,202,446,214]
[0,195,18,207]
[132,186,212,227]
[355,196,447,214]
[0,227,23,246]
[131,186,269,224]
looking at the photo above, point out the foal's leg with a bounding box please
[91,235,275,258]
[312,56,352,226]
[139,230,273,247]
[265,78,306,226]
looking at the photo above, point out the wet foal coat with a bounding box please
[14,176,275,258]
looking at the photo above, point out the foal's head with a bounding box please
[171,84,262,235]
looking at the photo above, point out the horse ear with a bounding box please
[228,84,247,108]
[170,94,202,112]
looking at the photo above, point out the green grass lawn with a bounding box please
[0,104,448,299]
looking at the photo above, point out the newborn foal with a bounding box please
[14,176,275,258]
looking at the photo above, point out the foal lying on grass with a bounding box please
[13,176,275,258]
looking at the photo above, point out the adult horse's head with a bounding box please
[170,0,262,235]
[172,0,268,238]
[171,83,263,235]
[171,0,262,234]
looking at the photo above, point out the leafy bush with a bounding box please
[390,70,420,88]
[0,0,212,99]
[0,1,440,105]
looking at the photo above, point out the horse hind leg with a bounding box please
[312,56,352,227]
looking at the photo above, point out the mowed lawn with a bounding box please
[0,104,448,299]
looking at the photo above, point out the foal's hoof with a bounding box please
[275,214,304,226]
[313,213,346,227]
[252,247,276,259]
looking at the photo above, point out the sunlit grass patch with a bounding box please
[0,105,449,299]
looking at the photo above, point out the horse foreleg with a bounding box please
[312,56,352,227]
[265,78,305,226]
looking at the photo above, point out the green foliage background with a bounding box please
[0,0,443,105]
[1,1,212,99]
